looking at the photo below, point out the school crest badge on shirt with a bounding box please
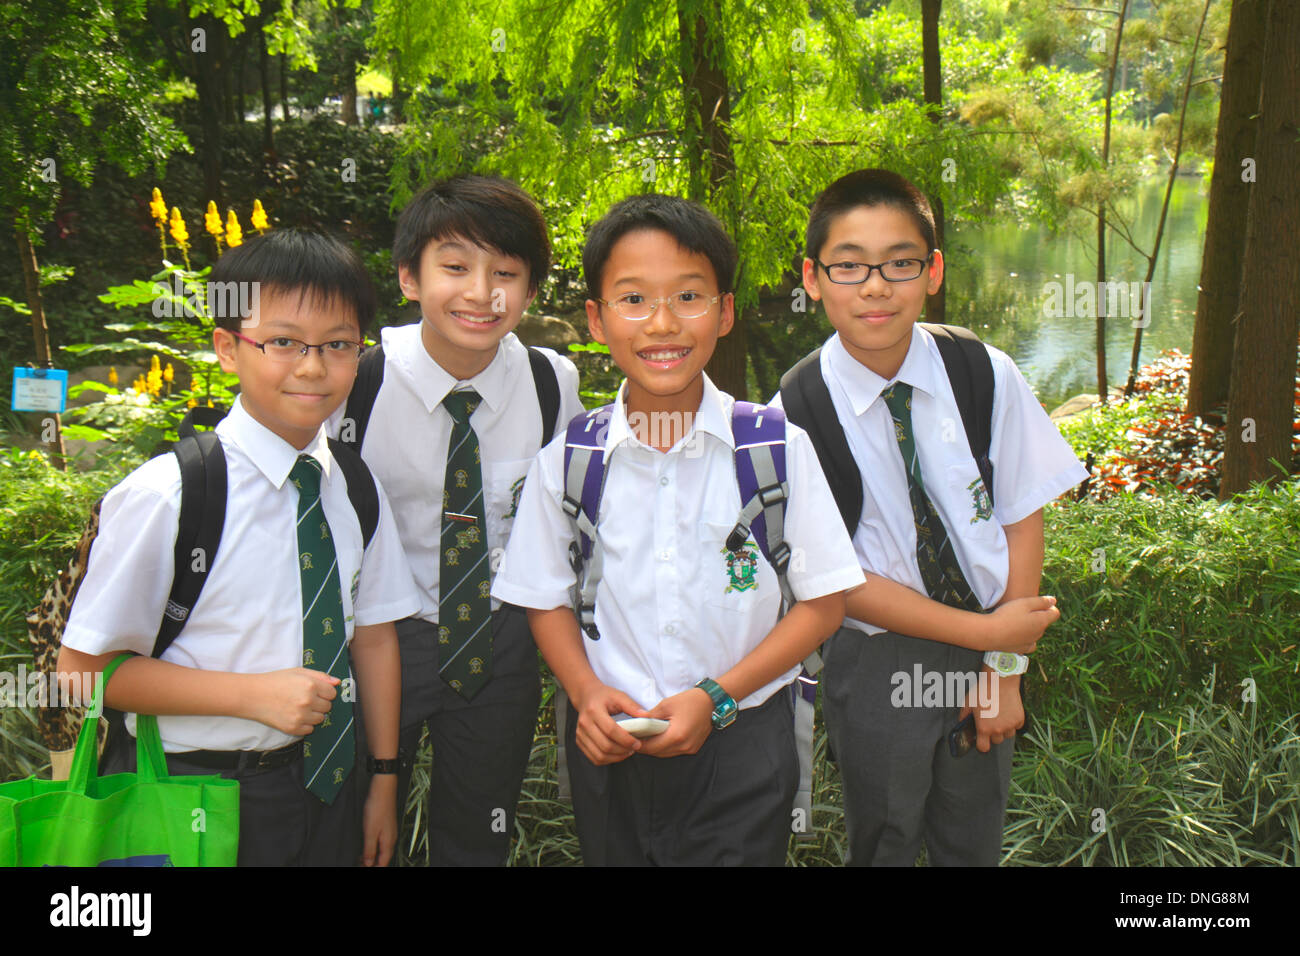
[721,542,759,593]
[967,478,994,523]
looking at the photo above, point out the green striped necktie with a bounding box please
[290,454,355,804]
[880,382,983,612]
[439,389,493,699]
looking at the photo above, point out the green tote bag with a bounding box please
[0,654,239,866]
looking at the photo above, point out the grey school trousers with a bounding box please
[353,604,541,867]
[565,687,798,866]
[821,626,1014,866]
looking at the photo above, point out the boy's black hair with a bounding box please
[392,174,551,292]
[207,228,377,335]
[583,193,738,299]
[805,169,937,261]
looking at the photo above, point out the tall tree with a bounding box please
[1221,0,1299,496]
[920,0,945,325]
[1095,0,1129,405]
[1186,0,1268,417]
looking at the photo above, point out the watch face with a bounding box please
[993,652,1017,672]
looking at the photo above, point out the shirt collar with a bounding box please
[216,396,334,490]
[826,324,941,416]
[382,323,516,415]
[602,372,734,463]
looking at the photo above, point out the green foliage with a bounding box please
[0,0,188,235]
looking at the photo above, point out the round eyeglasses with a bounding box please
[597,291,723,321]
[814,254,934,284]
[234,331,365,363]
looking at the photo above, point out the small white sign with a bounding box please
[11,367,68,413]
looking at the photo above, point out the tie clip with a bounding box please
[445,511,477,524]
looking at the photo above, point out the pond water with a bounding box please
[945,176,1206,411]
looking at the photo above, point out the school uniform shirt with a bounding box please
[771,325,1088,636]
[491,373,865,711]
[62,397,421,753]
[329,325,584,622]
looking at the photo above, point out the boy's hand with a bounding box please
[360,774,398,867]
[572,682,650,766]
[247,668,339,736]
[983,595,1059,653]
[638,688,714,758]
[960,667,1024,753]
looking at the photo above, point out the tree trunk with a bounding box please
[190,11,225,207]
[341,54,359,125]
[259,28,275,154]
[235,32,247,122]
[280,54,290,121]
[1186,0,1268,417]
[15,227,66,469]
[1221,0,1300,497]
[921,0,945,325]
[1125,0,1211,395]
[678,2,746,398]
[1096,0,1130,406]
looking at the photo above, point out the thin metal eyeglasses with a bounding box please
[596,291,723,321]
[233,331,365,363]
[814,254,934,284]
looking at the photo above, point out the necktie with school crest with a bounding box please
[880,382,983,612]
[439,389,492,699]
[290,454,354,804]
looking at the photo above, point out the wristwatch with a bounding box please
[983,651,1029,677]
[366,755,400,775]
[694,678,738,730]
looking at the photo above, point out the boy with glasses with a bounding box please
[774,169,1087,865]
[492,194,864,865]
[58,229,421,866]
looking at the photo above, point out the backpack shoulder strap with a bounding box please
[341,343,386,451]
[328,438,380,549]
[779,347,862,534]
[527,346,562,448]
[729,401,794,608]
[561,406,613,640]
[153,430,227,659]
[919,323,996,505]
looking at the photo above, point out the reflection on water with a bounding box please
[945,176,1206,410]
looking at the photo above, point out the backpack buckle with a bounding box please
[770,541,792,574]
[578,604,600,641]
[725,523,751,552]
[561,494,582,520]
[568,540,584,574]
[758,482,785,508]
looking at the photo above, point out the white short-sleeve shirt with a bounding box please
[62,397,422,752]
[329,325,585,621]
[491,373,865,710]
[772,326,1087,635]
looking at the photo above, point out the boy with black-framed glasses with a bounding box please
[773,168,1087,865]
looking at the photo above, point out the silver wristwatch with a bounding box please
[983,651,1029,677]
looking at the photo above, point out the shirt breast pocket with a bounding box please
[945,462,998,541]
[699,521,781,616]
[483,458,533,550]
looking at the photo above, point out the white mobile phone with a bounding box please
[615,716,670,738]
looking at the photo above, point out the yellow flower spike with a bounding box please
[108,367,118,387]
[250,199,269,233]
[146,368,163,397]
[187,397,197,409]
[204,200,224,237]
[206,399,214,408]
[163,363,174,384]
[150,355,161,372]
[225,209,243,248]
[168,207,190,246]
[149,188,167,224]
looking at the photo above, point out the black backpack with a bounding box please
[779,323,996,535]
[339,343,562,452]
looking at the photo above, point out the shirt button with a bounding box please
[659,550,671,561]
[665,624,676,635]
[659,476,669,486]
